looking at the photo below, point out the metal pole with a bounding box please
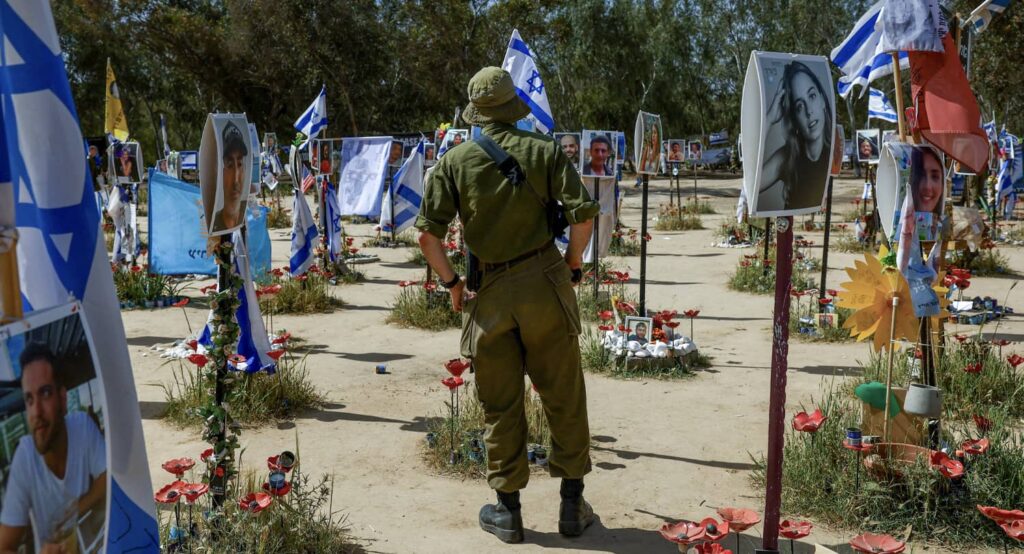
[761,215,794,554]
[592,177,600,300]
[389,165,397,245]
[819,177,834,312]
[639,174,649,315]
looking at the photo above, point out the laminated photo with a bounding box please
[107,142,143,184]
[856,129,881,164]
[581,130,617,178]
[665,140,686,163]
[633,111,663,175]
[0,303,109,554]
[199,113,253,237]
[741,51,836,217]
[877,142,946,242]
[554,133,582,169]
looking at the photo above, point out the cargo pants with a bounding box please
[461,244,592,492]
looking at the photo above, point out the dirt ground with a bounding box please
[126,174,1024,553]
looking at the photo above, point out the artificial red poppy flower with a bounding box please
[818,297,832,306]
[616,301,637,315]
[792,409,827,433]
[267,349,286,361]
[346,237,355,246]
[849,532,906,554]
[172,298,190,308]
[978,505,1024,525]
[827,289,838,297]
[659,520,707,546]
[930,451,964,479]
[617,272,630,282]
[445,358,471,378]
[664,321,681,330]
[272,332,291,345]
[598,325,614,332]
[974,414,993,433]
[694,544,732,554]
[853,199,861,206]
[740,261,751,268]
[187,353,209,367]
[154,481,185,504]
[618,324,628,332]
[643,233,652,241]
[598,310,614,321]
[716,507,760,533]
[954,334,969,343]
[262,480,293,497]
[779,520,812,540]
[186,339,198,351]
[238,492,272,514]
[228,354,247,371]
[271,268,284,277]
[913,348,923,359]
[424,282,438,293]
[659,309,678,321]
[162,457,196,477]
[992,339,1012,347]
[963,362,983,374]
[398,280,416,288]
[200,284,218,294]
[1008,354,1024,369]
[601,279,615,285]
[441,376,465,390]
[181,482,209,504]
[131,265,143,273]
[260,284,283,296]
[684,310,700,318]
[956,278,971,290]
[349,248,360,255]
[744,254,759,260]
[789,289,804,298]
[294,274,308,282]
[200,448,214,463]
[1002,520,1024,542]
[697,518,729,542]
[961,438,990,455]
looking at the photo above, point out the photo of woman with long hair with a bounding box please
[756,58,834,213]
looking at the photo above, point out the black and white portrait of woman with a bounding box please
[743,52,835,216]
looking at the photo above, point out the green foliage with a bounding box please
[654,204,704,231]
[162,342,324,427]
[832,233,872,254]
[578,327,710,380]
[259,268,342,315]
[728,252,816,295]
[363,231,418,248]
[683,199,716,215]
[113,265,179,306]
[424,385,550,479]
[609,226,642,256]
[789,307,854,343]
[386,284,462,331]
[264,202,291,229]
[951,248,1012,276]
[751,380,1024,551]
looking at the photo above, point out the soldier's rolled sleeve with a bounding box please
[550,144,599,224]
[414,163,458,239]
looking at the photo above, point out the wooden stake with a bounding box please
[891,52,908,141]
[0,247,22,323]
[883,295,900,443]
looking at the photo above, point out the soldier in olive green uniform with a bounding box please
[415,67,599,544]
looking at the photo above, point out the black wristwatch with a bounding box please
[441,274,462,289]
[571,268,583,284]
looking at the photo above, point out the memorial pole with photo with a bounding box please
[741,50,836,554]
[633,111,662,315]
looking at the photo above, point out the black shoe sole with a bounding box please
[480,520,524,543]
[558,516,594,537]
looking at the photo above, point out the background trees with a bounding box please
[54,0,1022,164]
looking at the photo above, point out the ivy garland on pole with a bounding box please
[202,239,243,509]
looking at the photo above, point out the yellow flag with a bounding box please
[105,59,129,141]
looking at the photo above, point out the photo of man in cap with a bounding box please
[206,119,251,235]
[416,66,599,544]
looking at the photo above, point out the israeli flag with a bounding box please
[868,88,899,123]
[2,0,159,548]
[324,179,344,262]
[290,187,319,276]
[983,119,997,143]
[831,1,909,99]
[380,141,425,235]
[232,229,276,374]
[294,84,328,144]
[502,29,554,134]
[968,0,1012,33]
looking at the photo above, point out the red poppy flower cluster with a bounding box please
[1008,354,1024,369]
[963,362,983,374]
[616,301,637,315]
[794,239,814,248]
[792,408,827,433]
[271,268,285,278]
[944,267,972,289]
[256,284,283,298]
[740,260,751,268]
[598,324,614,332]
[659,517,730,547]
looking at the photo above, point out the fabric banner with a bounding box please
[380,141,425,235]
[148,170,269,276]
[338,137,391,217]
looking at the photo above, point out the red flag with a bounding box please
[909,33,989,173]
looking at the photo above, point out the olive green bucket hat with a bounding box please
[462,66,531,126]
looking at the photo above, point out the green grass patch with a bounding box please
[386,284,462,331]
[364,230,418,248]
[264,201,291,229]
[950,248,1013,276]
[727,253,816,295]
[832,233,873,253]
[789,307,854,343]
[609,227,642,256]
[259,269,342,315]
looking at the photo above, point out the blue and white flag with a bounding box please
[160,113,170,157]
[380,141,425,235]
[290,187,318,276]
[232,229,275,374]
[997,136,1023,200]
[831,1,910,98]
[983,119,997,143]
[294,85,327,145]
[1,0,158,549]
[324,179,344,262]
[502,29,554,134]
[967,0,1012,33]
[868,88,899,123]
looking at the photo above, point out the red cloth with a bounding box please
[909,33,989,173]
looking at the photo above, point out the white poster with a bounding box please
[199,113,253,237]
[582,178,616,263]
[741,51,836,217]
[879,0,945,53]
[338,137,392,217]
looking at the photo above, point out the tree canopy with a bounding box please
[55,0,1023,164]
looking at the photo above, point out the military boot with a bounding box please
[479,490,524,543]
[558,478,595,537]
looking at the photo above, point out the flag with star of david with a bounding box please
[0,1,159,550]
[502,29,554,134]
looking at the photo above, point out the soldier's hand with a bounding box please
[449,279,466,312]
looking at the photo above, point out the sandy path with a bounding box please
[126,175,1024,553]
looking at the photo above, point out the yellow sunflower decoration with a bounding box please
[836,246,949,352]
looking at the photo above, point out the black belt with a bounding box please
[482,242,554,273]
